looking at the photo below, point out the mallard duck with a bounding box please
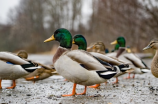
[16,50,57,82]
[143,40,158,78]
[87,41,108,54]
[44,28,130,96]
[73,34,131,85]
[0,52,40,89]
[110,37,150,79]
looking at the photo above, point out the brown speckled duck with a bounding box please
[17,50,57,82]
[143,40,158,77]
[87,41,106,54]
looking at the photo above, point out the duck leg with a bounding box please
[0,80,2,89]
[113,77,119,84]
[25,76,39,81]
[76,86,87,95]
[132,74,135,79]
[7,80,16,89]
[62,83,76,97]
[105,81,108,85]
[125,73,131,79]
[88,84,100,88]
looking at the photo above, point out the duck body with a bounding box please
[0,61,29,80]
[151,50,158,77]
[0,52,33,80]
[72,35,131,85]
[16,50,57,81]
[44,28,130,96]
[0,51,39,89]
[110,37,150,78]
[143,40,158,78]
[54,47,116,86]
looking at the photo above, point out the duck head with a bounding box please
[44,28,72,49]
[143,40,158,50]
[17,50,28,59]
[111,37,126,50]
[73,34,87,51]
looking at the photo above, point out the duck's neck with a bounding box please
[151,50,158,71]
[116,47,125,58]
[53,46,69,64]
[78,44,87,51]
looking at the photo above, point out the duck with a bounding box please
[110,36,150,79]
[143,40,158,78]
[72,34,131,86]
[44,28,130,96]
[16,50,57,82]
[0,52,40,89]
[87,41,108,54]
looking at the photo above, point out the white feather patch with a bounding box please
[25,66,42,70]
[141,69,151,73]
[100,71,116,75]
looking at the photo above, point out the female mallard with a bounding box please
[0,52,40,89]
[87,41,108,54]
[16,50,57,82]
[143,40,158,78]
[44,28,129,96]
[73,34,130,85]
[110,37,150,79]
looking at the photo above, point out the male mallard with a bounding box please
[0,52,40,89]
[73,34,130,85]
[44,28,129,96]
[143,40,158,78]
[16,50,57,82]
[110,37,150,79]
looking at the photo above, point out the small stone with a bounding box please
[6,94,11,96]
[26,94,31,96]
[56,96,61,98]
[132,84,135,87]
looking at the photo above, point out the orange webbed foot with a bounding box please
[25,76,39,81]
[76,86,87,95]
[88,84,100,89]
[7,80,16,89]
[62,92,76,97]
[62,83,77,97]
[124,73,131,79]
[112,77,119,84]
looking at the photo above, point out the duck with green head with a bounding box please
[73,34,131,85]
[44,28,130,96]
[110,36,150,79]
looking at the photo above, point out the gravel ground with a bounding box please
[1,54,158,104]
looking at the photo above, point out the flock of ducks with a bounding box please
[0,28,158,97]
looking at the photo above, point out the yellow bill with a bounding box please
[111,40,117,45]
[44,35,55,42]
[72,39,75,44]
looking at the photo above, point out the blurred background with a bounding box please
[0,0,157,53]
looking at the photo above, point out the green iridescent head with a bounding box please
[73,34,87,51]
[117,37,126,47]
[111,36,126,50]
[44,28,72,49]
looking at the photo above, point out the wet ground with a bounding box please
[0,54,158,104]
